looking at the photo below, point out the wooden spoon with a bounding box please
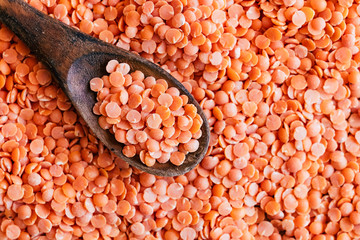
[0,0,210,176]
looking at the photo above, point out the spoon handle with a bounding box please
[0,0,107,81]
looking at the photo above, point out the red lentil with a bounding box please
[90,60,202,166]
[0,0,360,239]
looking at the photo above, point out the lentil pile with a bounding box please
[0,0,360,239]
[90,60,202,167]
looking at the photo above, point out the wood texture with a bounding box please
[0,0,210,176]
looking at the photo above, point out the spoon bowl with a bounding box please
[0,0,210,176]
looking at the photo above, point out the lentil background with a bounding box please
[0,0,360,239]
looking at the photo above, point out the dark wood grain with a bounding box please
[0,0,210,176]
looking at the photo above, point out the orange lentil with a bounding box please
[264,28,282,41]
[310,0,327,12]
[5,224,21,239]
[90,61,202,166]
[1,0,360,239]
[265,200,281,216]
[7,184,24,201]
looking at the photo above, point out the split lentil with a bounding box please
[0,0,360,239]
[90,60,202,166]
